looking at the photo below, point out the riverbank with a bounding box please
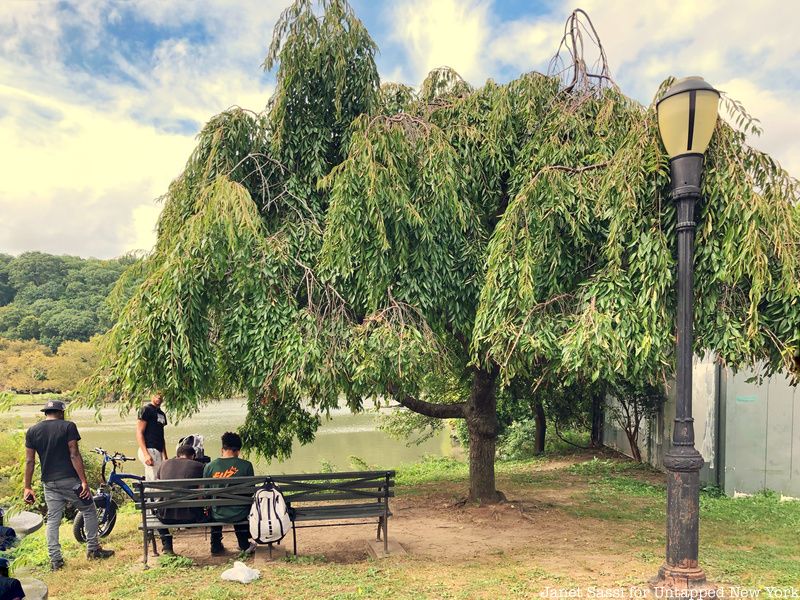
[6,453,799,598]
[1,391,68,407]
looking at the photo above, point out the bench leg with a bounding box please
[142,529,149,568]
[151,531,159,557]
[292,523,297,556]
[383,515,388,554]
[376,517,382,541]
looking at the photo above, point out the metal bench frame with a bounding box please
[136,470,395,566]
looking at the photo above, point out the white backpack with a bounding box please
[249,481,292,544]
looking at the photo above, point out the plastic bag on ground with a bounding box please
[220,561,261,584]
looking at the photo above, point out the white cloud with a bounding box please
[716,79,800,177]
[389,0,493,85]
[1,0,798,261]
[388,0,800,177]
[0,0,283,258]
[488,19,561,72]
[0,83,195,257]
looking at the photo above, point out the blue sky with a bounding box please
[1,0,798,258]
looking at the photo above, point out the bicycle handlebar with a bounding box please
[92,447,135,462]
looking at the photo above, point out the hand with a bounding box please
[144,455,154,466]
[79,481,92,500]
[23,488,35,504]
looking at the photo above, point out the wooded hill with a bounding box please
[0,252,136,350]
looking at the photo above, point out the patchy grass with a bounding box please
[0,392,68,407]
[6,453,800,599]
[395,456,468,488]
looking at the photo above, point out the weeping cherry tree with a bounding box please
[87,4,799,504]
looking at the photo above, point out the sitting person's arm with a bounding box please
[2,577,25,600]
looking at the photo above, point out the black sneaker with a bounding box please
[51,559,65,572]
[210,545,226,556]
[161,540,175,555]
[86,548,115,560]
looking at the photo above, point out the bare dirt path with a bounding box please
[168,450,664,585]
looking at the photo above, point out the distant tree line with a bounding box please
[0,337,100,395]
[0,251,137,350]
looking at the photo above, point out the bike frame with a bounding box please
[94,453,143,520]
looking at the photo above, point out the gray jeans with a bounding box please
[43,477,99,562]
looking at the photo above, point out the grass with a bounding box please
[5,453,799,598]
[1,391,68,407]
[562,457,800,586]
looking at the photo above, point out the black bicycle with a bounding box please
[73,448,143,543]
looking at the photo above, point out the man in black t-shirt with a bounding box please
[136,392,168,481]
[154,444,205,554]
[24,400,114,571]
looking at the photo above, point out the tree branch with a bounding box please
[388,384,466,419]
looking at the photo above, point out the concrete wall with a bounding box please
[603,356,800,497]
[720,369,800,498]
[602,353,719,487]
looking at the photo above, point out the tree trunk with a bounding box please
[464,367,500,503]
[590,392,604,448]
[533,399,546,455]
[626,430,642,462]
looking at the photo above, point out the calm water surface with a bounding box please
[10,398,455,475]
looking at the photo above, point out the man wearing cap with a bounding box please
[23,400,114,571]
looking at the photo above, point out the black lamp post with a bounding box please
[654,76,720,588]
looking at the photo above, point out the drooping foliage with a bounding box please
[472,81,800,386]
[266,0,379,187]
[86,0,382,456]
[319,112,483,339]
[86,1,799,485]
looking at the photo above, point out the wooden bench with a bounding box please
[136,470,395,565]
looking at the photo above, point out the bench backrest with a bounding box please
[137,470,395,511]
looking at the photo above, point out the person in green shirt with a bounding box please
[203,432,255,555]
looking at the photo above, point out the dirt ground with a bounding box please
[165,450,662,583]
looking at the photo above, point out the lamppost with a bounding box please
[654,76,720,588]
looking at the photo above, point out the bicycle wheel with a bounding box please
[73,498,118,542]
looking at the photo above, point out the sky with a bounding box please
[1,0,798,259]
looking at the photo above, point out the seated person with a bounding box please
[203,432,255,555]
[155,444,205,555]
[0,558,25,600]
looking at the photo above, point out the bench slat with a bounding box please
[140,481,395,499]
[294,509,391,521]
[139,507,391,529]
[139,492,395,510]
[135,471,394,488]
[294,502,389,514]
[144,478,395,498]
[140,519,246,529]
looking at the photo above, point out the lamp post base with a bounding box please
[650,564,719,598]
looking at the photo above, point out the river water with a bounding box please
[9,399,455,475]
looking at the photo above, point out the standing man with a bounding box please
[23,400,114,571]
[136,392,168,481]
[203,432,255,555]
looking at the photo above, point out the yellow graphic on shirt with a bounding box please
[212,466,239,478]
